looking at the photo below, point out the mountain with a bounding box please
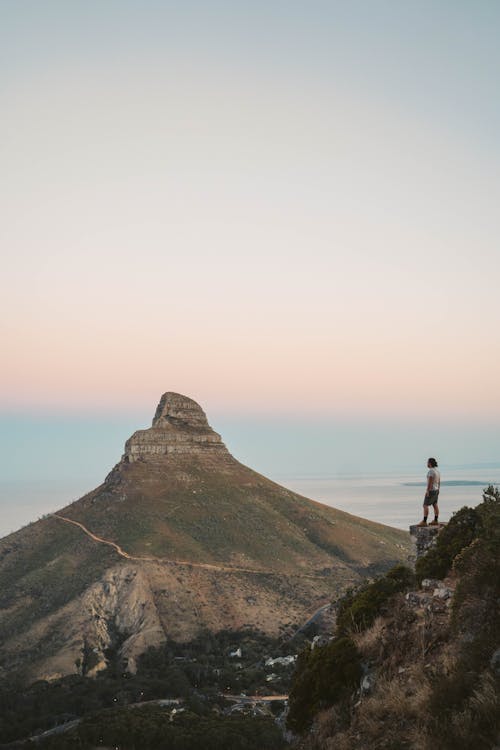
[0,393,410,685]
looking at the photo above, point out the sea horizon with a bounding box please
[1,464,498,539]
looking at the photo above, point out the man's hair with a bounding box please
[428,457,438,467]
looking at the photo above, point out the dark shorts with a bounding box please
[424,490,439,506]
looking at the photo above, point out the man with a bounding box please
[417,457,440,526]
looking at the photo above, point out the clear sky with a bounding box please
[1,1,500,486]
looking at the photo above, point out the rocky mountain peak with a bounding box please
[152,392,209,429]
[122,392,228,463]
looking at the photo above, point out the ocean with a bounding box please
[1,466,499,539]
[277,466,500,530]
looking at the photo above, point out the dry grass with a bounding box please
[296,592,457,749]
[351,616,386,661]
[295,665,433,750]
[374,669,429,717]
[295,706,351,750]
[420,671,500,750]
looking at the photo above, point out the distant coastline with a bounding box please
[402,480,496,487]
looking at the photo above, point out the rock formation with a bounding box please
[409,523,445,558]
[123,393,229,463]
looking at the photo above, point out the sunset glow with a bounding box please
[2,2,500,424]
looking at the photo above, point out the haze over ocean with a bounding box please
[2,465,499,538]
[1,408,499,537]
[2,2,499,533]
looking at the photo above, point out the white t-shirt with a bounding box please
[427,467,441,491]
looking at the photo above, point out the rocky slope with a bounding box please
[289,487,500,750]
[0,392,410,685]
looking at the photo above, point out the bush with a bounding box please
[336,565,415,635]
[36,709,286,750]
[286,566,415,734]
[416,485,500,585]
[415,506,480,583]
[0,628,286,744]
[287,637,361,733]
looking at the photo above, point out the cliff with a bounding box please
[123,393,230,463]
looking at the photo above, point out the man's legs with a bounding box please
[417,502,430,525]
[428,502,440,525]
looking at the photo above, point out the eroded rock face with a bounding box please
[80,565,166,676]
[124,392,228,462]
[152,392,210,429]
[409,524,444,559]
[15,564,167,682]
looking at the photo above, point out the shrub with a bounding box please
[336,565,415,636]
[37,709,286,750]
[415,505,479,583]
[287,637,361,733]
[286,566,414,734]
[426,671,500,750]
[416,485,500,585]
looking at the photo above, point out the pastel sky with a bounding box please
[1,1,500,486]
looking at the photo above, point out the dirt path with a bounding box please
[51,514,324,579]
[53,514,152,561]
[223,694,288,702]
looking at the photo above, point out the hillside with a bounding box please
[287,486,500,750]
[0,392,410,685]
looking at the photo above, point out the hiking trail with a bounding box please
[51,514,327,580]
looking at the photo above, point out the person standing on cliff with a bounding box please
[417,458,440,526]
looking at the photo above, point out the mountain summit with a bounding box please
[123,392,229,463]
[0,393,410,684]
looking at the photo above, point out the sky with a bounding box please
[1,1,500,493]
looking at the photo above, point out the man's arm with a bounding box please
[426,471,433,496]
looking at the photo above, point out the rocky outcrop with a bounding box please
[0,563,166,682]
[409,523,445,559]
[123,392,229,463]
[80,564,166,675]
[152,392,212,429]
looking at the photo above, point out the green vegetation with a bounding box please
[29,708,286,750]
[0,629,297,745]
[287,636,361,733]
[287,488,500,748]
[424,486,500,750]
[336,564,415,635]
[415,506,480,583]
[0,519,113,645]
[72,459,410,571]
[416,485,500,585]
[287,564,415,733]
